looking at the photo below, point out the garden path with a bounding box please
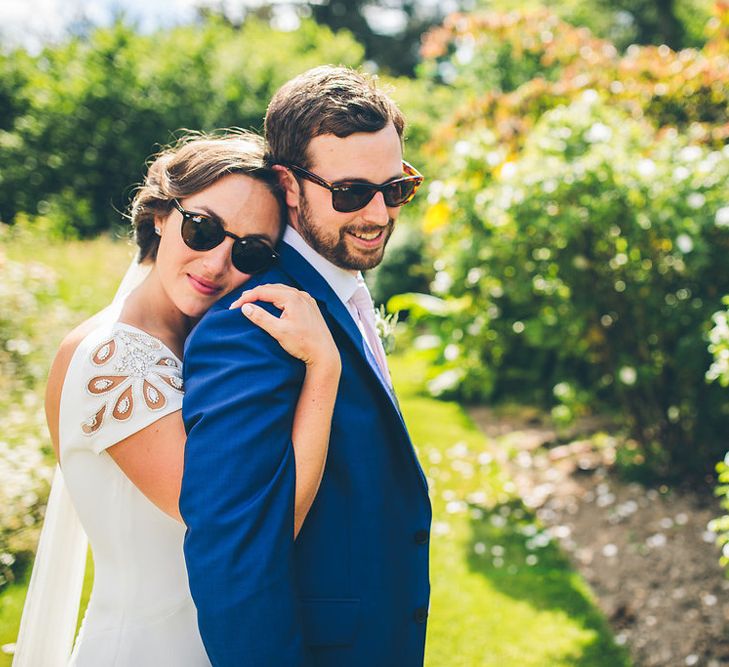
[469,407,729,667]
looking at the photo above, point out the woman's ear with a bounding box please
[272,165,301,209]
[154,210,171,236]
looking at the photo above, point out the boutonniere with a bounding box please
[374,305,399,355]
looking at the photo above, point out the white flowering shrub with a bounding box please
[707,300,729,387]
[0,241,66,588]
[405,93,729,476]
[707,300,729,570]
[708,451,729,571]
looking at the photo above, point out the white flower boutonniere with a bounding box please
[374,305,399,355]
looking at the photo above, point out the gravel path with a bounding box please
[468,406,729,667]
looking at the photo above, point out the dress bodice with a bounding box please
[59,315,210,666]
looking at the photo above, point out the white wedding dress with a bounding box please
[55,312,210,666]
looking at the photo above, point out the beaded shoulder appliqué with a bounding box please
[81,327,183,436]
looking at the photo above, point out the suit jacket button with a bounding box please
[414,607,428,624]
[414,530,429,545]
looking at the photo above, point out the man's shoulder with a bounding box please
[203,265,299,318]
[183,267,299,359]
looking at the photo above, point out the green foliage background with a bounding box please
[0,17,364,235]
[1,0,729,579]
[403,5,729,478]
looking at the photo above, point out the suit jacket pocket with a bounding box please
[300,598,360,648]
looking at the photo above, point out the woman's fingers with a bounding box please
[229,284,301,310]
[240,303,284,336]
[231,283,337,366]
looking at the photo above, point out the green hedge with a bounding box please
[0,17,364,235]
[403,7,729,476]
[707,300,729,568]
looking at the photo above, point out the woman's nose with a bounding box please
[201,239,232,276]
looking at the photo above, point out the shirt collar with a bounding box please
[282,225,361,305]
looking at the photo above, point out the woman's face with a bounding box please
[154,173,281,319]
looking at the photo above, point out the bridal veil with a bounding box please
[12,254,150,667]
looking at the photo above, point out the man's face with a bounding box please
[289,122,404,271]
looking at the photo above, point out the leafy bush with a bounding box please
[0,233,66,589]
[0,16,364,235]
[0,229,133,593]
[707,299,729,569]
[707,297,729,387]
[708,453,729,570]
[422,7,729,157]
[368,223,434,308]
[401,6,729,476]
[408,90,729,475]
[420,9,617,94]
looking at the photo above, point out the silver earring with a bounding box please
[154,227,161,235]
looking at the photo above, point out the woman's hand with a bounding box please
[230,284,340,371]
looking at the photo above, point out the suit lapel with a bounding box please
[277,243,402,417]
[276,242,429,495]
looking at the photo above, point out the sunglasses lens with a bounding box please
[332,184,376,213]
[232,239,276,275]
[181,215,223,251]
[332,179,421,212]
[383,179,418,207]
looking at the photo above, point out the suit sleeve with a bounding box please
[179,300,307,667]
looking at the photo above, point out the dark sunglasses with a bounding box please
[172,199,279,275]
[283,160,424,213]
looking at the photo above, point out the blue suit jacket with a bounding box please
[180,241,432,667]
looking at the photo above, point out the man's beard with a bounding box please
[296,194,394,271]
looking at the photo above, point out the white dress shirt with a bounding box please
[282,225,383,364]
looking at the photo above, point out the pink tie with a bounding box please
[349,285,392,386]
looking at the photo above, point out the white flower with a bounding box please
[580,89,599,104]
[444,344,460,361]
[715,206,729,227]
[414,335,441,350]
[676,234,694,253]
[374,306,398,355]
[687,193,705,210]
[431,271,453,295]
[466,268,483,285]
[584,122,612,143]
[619,366,637,385]
[454,140,472,156]
[679,145,702,162]
[455,36,475,65]
[500,162,517,180]
[673,166,690,181]
[637,159,656,177]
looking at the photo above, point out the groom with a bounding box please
[180,66,431,666]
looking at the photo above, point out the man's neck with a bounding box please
[285,221,358,277]
[282,225,361,306]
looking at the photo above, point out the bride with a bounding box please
[13,130,340,666]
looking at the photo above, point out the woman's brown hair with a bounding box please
[130,130,285,262]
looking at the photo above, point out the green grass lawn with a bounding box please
[1,235,128,666]
[391,353,630,667]
[4,233,137,318]
[0,237,630,666]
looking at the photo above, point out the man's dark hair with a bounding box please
[264,66,405,168]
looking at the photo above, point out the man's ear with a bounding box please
[272,165,301,208]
